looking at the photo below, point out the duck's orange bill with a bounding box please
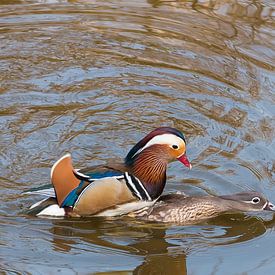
[177,154,192,169]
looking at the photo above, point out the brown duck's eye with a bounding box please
[252,197,260,204]
[172,144,179,149]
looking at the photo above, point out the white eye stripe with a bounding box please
[133,134,184,157]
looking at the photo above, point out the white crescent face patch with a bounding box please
[133,134,185,157]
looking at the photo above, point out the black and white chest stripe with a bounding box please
[124,172,152,201]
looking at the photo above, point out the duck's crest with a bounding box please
[125,127,186,165]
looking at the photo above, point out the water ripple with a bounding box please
[1,0,274,274]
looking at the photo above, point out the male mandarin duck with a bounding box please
[129,191,275,224]
[28,127,191,217]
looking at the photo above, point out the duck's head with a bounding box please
[124,127,191,198]
[219,192,275,212]
[125,127,191,169]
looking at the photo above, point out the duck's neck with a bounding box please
[126,148,168,199]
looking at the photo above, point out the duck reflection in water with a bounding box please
[48,202,275,274]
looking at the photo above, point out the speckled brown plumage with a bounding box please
[132,192,275,224]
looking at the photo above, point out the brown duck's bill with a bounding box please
[177,154,192,169]
[264,202,275,211]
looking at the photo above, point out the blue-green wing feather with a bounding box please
[61,169,124,207]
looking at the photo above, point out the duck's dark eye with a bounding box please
[172,144,179,149]
[252,197,260,204]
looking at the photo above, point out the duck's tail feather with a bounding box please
[27,197,65,217]
[24,187,56,198]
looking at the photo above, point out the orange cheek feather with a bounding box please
[167,143,185,160]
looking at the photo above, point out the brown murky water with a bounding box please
[1,0,275,273]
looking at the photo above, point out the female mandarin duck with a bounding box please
[129,192,275,224]
[29,127,191,217]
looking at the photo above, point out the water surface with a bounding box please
[1,0,275,274]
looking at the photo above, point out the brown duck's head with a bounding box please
[219,192,275,212]
[124,127,191,169]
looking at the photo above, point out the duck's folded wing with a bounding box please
[51,154,127,208]
[73,177,136,216]
[27,154,155,217]
[32,177,150,216]
[50,154,143,216]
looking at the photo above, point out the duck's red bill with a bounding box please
[177,154,192,169]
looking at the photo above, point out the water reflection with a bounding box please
[46,213,275,273]
[1,0,274,273]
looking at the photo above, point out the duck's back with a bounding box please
[136,194,227,224]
